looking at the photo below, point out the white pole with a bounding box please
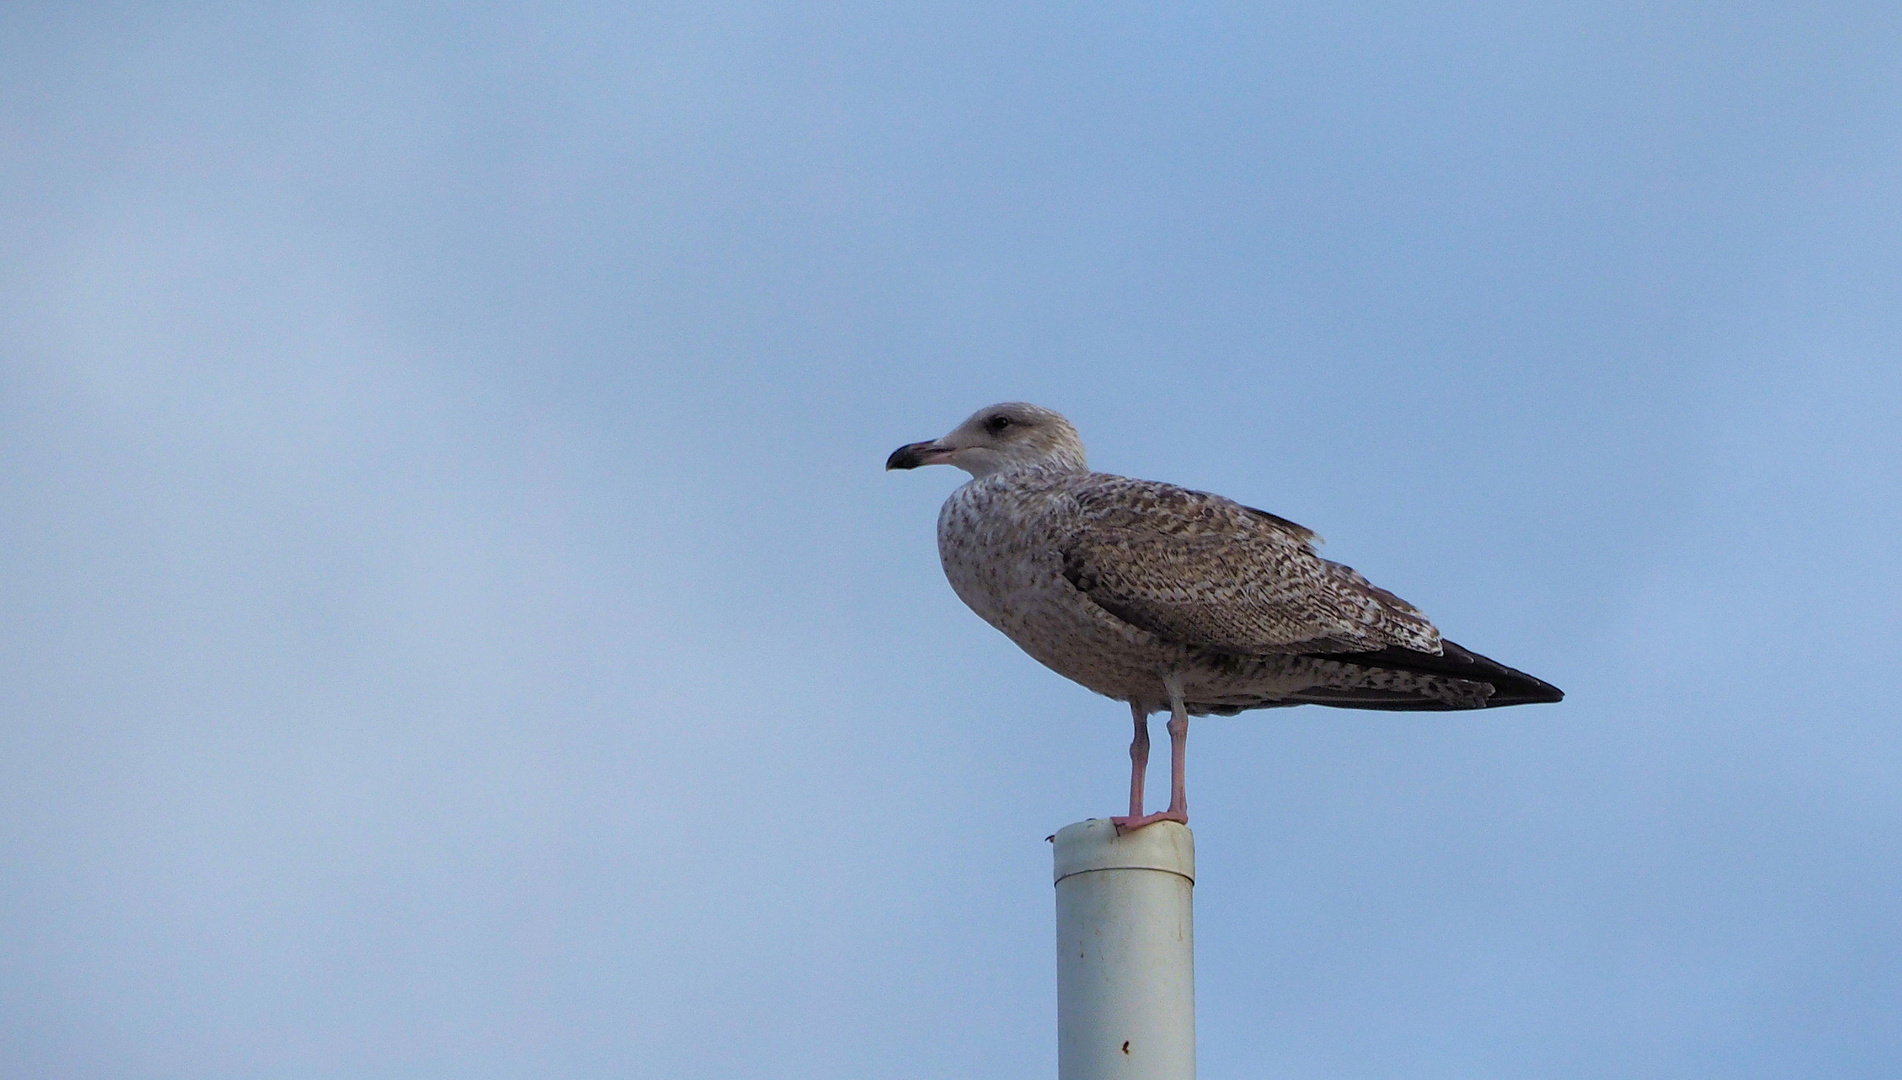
[1053,818,1195,1080]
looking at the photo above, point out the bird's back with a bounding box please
[935,467,1560,714]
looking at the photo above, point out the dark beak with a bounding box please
[886,440,940,470]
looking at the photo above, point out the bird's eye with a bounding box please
[985,415,1013,434]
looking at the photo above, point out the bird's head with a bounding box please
[886,402,1087,479]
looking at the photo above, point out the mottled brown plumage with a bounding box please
[888,402,1561,829]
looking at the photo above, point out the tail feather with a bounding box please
[1295,639,1564,711]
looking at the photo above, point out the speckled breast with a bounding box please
[935,472,1191,708]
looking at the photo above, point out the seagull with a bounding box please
[887,402,1562,832]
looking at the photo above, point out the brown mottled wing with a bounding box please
[1059,477,1442,656]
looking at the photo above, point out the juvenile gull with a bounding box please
[888,402,1562,832]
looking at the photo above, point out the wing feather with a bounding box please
[1059,477,1441,655]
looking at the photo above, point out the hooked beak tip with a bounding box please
[886,441,938,470]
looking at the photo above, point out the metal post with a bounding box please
[1053,818,1195,1080]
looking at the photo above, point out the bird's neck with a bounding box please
[959,452,1087,481]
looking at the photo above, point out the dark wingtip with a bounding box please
[1495,680,1564,707]
[1301,639,1566,710]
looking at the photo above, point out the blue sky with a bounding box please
[3,3,1899,1077]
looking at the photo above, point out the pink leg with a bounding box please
[1164,693,1189,820]
[1114,684,1189,833]
[1110,704,1150,829]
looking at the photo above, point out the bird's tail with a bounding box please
[1287,640,1564,712]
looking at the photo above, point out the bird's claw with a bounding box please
[1111,809,1188,834]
